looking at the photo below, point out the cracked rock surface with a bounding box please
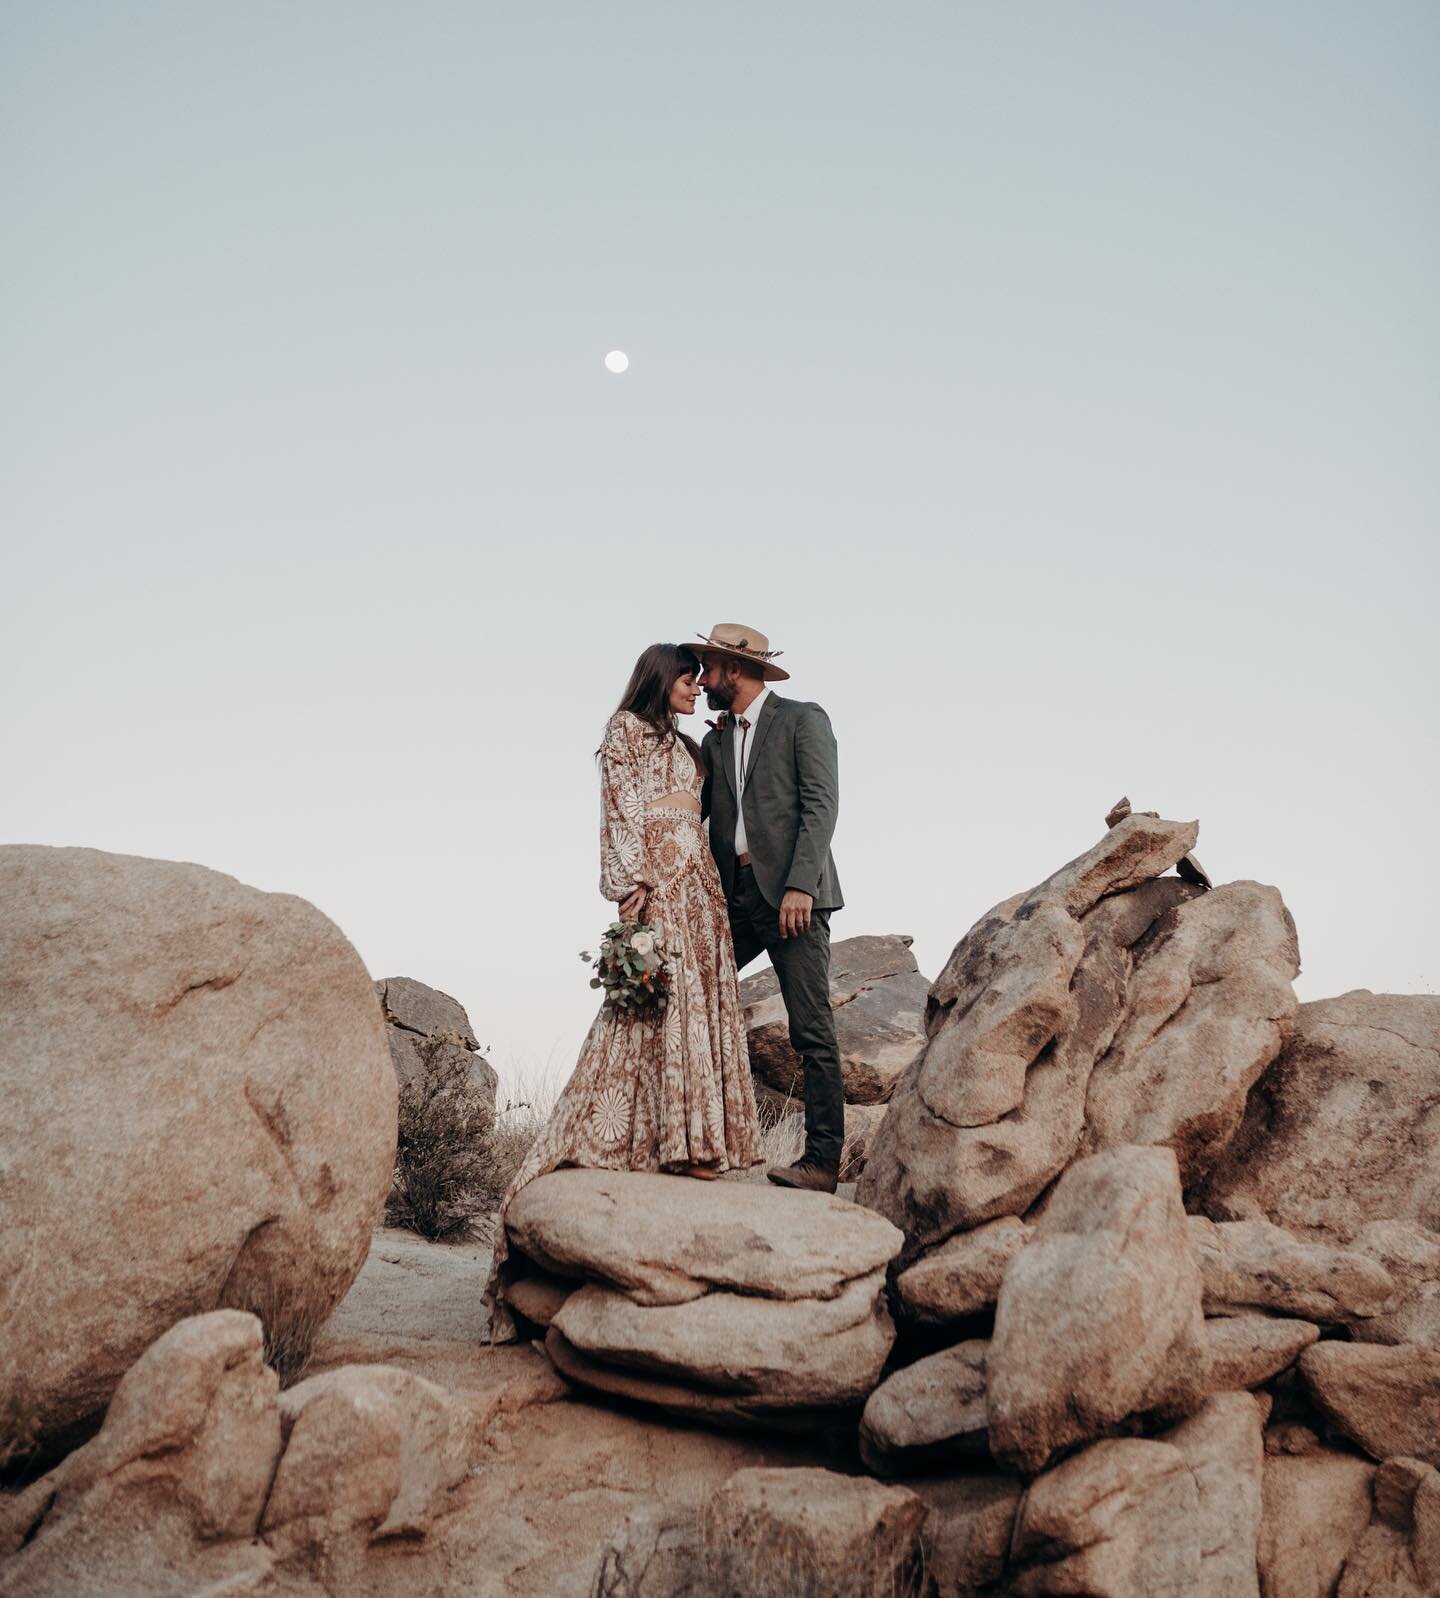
[0,845,397,1452]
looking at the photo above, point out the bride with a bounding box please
[484,642,764,1337]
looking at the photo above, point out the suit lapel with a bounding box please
[719,718,738,799]
[744,693,782,782]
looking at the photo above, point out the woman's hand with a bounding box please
[618,886,648,921]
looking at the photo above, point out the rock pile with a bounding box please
[0,1311,472,1597]
[0,846,397,1459]
[844,805,1440,1595]
[502,1167,905,1429]
[7,816,1439,1598]
[376,974,499,1106]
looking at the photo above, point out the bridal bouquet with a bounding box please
[581,920,672,1015]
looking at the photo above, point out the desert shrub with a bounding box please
[386,1035,501,1240]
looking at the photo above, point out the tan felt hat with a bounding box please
[695,623,790,682]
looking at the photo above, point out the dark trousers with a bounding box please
[728,864,845,1169]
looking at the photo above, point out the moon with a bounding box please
[604,350,629,374]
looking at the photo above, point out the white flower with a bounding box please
[590,1086,630,1145]
[629,930,655,956]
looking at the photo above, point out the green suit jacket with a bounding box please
[701,694,843,912]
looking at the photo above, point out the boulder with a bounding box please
[551,1272,894,1410]
[1189,1216,1398,1323]
[1204,1315,1321,1391]
[987,1146,1206,1475]
[545,1327,863,1433]
[858,1339,989,1475]
[378,973,497,1106]
[0,846,397,1454]
[911,1473,1023,1597]
[1337,1458,1440,1597]
[1163,1392,1265,1597]
[505,1170,903,1428]
[0,1311,282,1597]
[741,934,930,1104]
[388,1026,499,1106]
[375,974,479,1051]
[504,1167,903,1305]
[506,1272,577,1330]
[592,1466,926,1598]
[1203,992,1440,1242]
[1299,1342,1440,1463]
[858,817,1205,1258]
[1007,1437,1202,1596]
[706,1468,926,1598]
[0,1310,478,1598]
[1079,882,1300,1182]
[893,1216,1031,1326]
[1348,1220,1440,1351]
[261,1364,469,1569]
[1258,1444,1374,1598]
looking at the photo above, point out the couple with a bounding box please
[485,623,843,1338]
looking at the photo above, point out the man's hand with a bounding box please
[779,889,814,940]
[618,886,648,921]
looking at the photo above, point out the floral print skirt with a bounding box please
[483,807,764,1340]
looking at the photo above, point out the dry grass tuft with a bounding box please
[754,1092,868,1181]
[235,1278,331,1388]
[593,1496,926,1598]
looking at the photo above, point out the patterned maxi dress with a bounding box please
[484,710,764,1339]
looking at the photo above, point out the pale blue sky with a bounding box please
[4,3,1436,1093]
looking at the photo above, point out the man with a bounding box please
[696,623,845,1193]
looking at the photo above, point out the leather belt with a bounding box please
[736,852,753,869]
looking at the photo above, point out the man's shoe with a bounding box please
[766,1159,839,1194]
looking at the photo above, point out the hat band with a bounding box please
[696,632,785,662]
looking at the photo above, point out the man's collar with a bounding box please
[734,685,772,727]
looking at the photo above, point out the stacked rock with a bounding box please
[501,1167,905,1431]
[848,807,1440,1596]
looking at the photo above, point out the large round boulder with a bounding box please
[0,846,397,1455]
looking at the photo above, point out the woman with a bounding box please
[484,643,764,1339]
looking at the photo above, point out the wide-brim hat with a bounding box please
[695,623,790,682]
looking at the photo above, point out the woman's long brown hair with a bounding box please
[601,643,704,765]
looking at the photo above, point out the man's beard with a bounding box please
[704,681,737,712]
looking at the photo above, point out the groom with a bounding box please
[696,623,845,1194]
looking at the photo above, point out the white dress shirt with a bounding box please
[731,684,771,858]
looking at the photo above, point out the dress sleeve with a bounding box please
[599,714,657,902]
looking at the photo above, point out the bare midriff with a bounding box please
[647,792,702,815]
